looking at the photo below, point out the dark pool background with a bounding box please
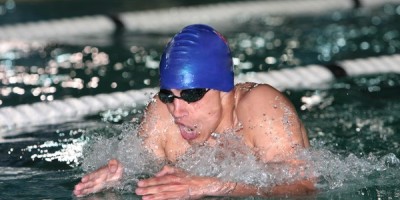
[1,0,400,199]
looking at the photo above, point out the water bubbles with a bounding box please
[301,91,334,111]
[0,41,127,106]
[111,82,118,88]
[176,132,279,187]
[73,117,400,196]
[81,124,160,191]
[371,16,382,25]
[383,4,396,15]
[5,0,15,10]
[263,56,275,65]
[18,129,88,167]
[397,5,400,15]
[8,148,14,154]
[360,41,370,50]
[100,108,130,123]
[331,11,343,21]
[143,79,151,85]
[336,38,346,47]
[237,61,253,70]
[381,153,400,168]
[0,0,15,16]
[145,56,159,69]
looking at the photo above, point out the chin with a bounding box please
[189,135,213,145]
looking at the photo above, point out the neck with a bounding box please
[214,90,237,134]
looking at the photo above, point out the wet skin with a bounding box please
[74,83,314,199]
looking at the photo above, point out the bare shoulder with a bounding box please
[139,97,169,137]
[234,83,308,162]
[138,97,172,159]
[139,96,190,161]
[235,83,291,112]
[235,82,296,128]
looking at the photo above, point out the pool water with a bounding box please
[1,0,400,199]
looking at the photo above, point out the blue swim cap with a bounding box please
[159,24,234,92]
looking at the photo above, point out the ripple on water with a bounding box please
[81,123,400,194]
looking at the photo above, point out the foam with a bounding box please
[81,123,400,193]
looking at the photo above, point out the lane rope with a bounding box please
[0,0,399,41]
[1,0,400,132]
[1,54,399,131]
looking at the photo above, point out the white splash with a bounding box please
[81,123,400,193]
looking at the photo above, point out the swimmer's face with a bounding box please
[162,89,224,144]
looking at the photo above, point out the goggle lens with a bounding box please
[158,88,210,104]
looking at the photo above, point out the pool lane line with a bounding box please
[353,0,362,8]
[107,14,125,36]
[1,54,400,133]
[0,0,399,42]
[0,88,157,135]
[324,64,348,78]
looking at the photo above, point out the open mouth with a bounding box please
[178,125,198,141]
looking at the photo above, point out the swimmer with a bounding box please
[74,24,314,199]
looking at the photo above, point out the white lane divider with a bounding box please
[1,54,399,131]
[0,0,399,41]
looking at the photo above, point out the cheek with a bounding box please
[205,104,223,121]
[192,94,223,121]
[191,104,219,123]
[207,110,220,118]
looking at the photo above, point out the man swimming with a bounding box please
[73,24,314,199]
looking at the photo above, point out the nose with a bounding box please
[168,98,189,119]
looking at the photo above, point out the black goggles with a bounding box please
[158,88,210,104]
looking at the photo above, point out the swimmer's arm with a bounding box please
[208,85,316,197]
[136,85,316,199]
[73,159,124,197]
[139,95,192,162]
[137,97,169,160]
[237,84,310,158]
[236,84,316,194]
[74,97,168,197]
[212,179,315,197]
[135,165,315,199]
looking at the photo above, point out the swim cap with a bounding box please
[159,24,234,92]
